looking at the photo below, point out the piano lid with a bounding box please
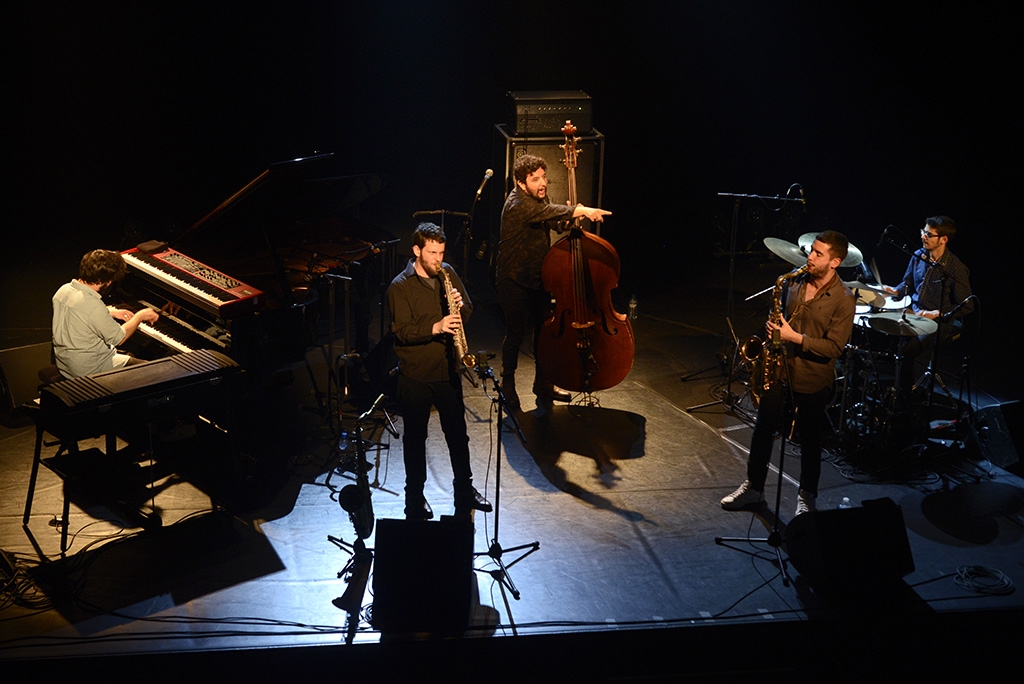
[182,152,336,242]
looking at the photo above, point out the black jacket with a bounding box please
[387,259,472,383]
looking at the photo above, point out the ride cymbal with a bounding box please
[763,237,807,268]
[798,232,864,267]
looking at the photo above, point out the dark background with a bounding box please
[5,3,1018,371]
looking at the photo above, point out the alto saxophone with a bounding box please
[742,264,809,394]
[438,267,476,370]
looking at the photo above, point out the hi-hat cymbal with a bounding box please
[842,280,888,307]
[798,232,864,267]
[865,311,938,337]
[763,237,808,268]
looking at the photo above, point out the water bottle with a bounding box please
[628,294,638,321]
[838,496,852,509]
[337,430,350,453]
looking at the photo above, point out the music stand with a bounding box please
[412,209,473,284]
[686,190,804,414]
[473,354,539,634]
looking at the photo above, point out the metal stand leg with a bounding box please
[473,359,539,634]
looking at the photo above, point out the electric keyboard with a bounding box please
[122,247,265,319]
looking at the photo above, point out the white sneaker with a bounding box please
[795,490,817,517]
[721,480,763,510]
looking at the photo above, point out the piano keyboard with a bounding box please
[135,300,230,355]
[122,247,264,319]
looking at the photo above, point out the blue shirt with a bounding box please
[897,248,974,322]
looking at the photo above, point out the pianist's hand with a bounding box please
[109,308,135,322]
[136,308,161,324]
[117,308,159,343]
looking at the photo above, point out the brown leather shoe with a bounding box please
[534,384,572,403]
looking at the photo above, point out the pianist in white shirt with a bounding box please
[52,249,160,378]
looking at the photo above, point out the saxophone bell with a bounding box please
[740,336,763,362]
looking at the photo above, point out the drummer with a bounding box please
[882,215,974,394]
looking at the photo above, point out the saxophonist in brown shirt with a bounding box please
[721,230,856,517]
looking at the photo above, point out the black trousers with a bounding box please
[495,277,551,393]
[747,383,830,497]
[396,373,474,505]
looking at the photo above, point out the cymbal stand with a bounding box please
[474,354,539,634]
[317,273,352,468]
[915,329,957,416]
[686,317,755,424]
[715,350,798,587]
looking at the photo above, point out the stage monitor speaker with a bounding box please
[371,516,474,636]
[970,404,1020,468]
[785,497,915,591]
[0,342,52,421]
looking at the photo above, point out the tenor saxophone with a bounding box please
[438,267,476,370]
[744,264,809,393]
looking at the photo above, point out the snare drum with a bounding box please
[879,294,910,311]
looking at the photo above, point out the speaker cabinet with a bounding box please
[785,497,915,591]
[491,124,605,242]
[371,516,474,635]
[495,123,604,209]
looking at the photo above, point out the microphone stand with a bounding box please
[329,392,398,644]
[715,344,799,587]
[315,273,352,470]
[473,353,538,634]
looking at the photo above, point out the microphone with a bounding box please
[941,294,976,322]
[476,169,493,197]
[798,186,806,211]
[877,225,893,247]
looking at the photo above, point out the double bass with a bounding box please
[536,121,634,394]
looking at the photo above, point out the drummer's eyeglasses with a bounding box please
[921,230,940,239]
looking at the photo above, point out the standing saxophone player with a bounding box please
[721,230,856,517]
[388,222,492,520]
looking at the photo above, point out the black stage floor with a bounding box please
[2,242,1023,681]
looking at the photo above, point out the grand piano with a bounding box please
[24,159,397,541]
[114,154,396,370]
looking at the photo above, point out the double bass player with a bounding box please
[495,153,611,414]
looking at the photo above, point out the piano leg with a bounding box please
[21,423,45,527]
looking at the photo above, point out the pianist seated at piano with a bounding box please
[52,249,160,379]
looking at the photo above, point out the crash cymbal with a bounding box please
[798,232,864,267]
[865,311,938,337]
[763,237,808,268]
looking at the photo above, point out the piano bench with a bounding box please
[23,419,128,555]
[38,364,64,387]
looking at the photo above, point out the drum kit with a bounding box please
[762,234,940,448]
